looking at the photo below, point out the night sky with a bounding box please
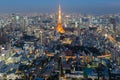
[0,0,120,15]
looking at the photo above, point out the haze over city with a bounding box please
[0,0,120,15]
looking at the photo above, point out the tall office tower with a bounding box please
[110,18,116,32]
[57,5,65,33]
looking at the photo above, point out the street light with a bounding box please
[105,34,108,38]
[119,45,120,48]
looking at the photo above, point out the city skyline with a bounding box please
[0,0,120,80]
[0,0,120,15]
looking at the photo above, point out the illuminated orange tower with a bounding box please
[57,5,65,33]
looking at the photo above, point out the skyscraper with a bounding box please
[57,5,65,33]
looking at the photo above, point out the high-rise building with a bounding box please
[57,5,65,33]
